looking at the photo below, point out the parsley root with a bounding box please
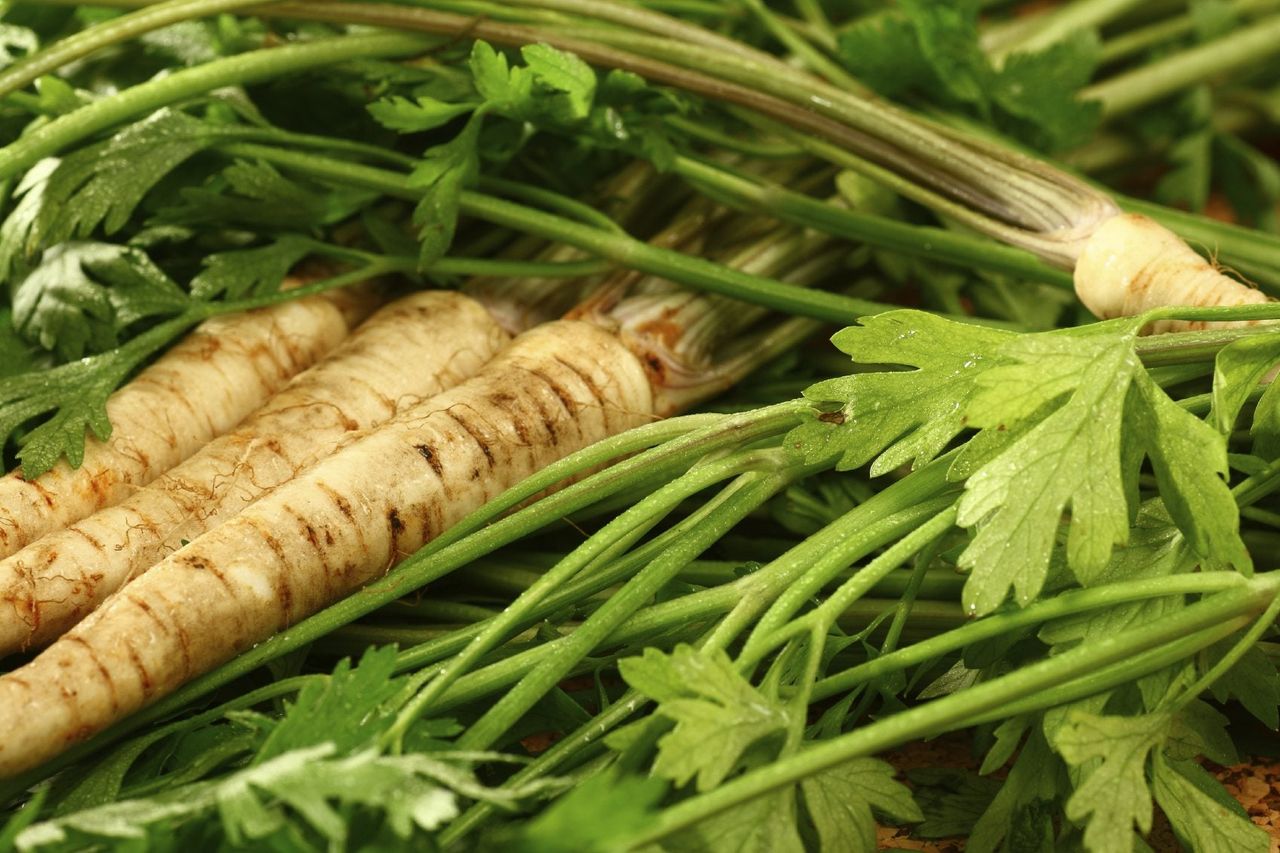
[1074,214,1271,333]
[0,290,373,562]
[0,319,653,777]
[0,291,508,654]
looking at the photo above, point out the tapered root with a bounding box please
[0,289,378,562]
[0,291,508,655]
[1074,213,1270,334]
[0,320,653,778]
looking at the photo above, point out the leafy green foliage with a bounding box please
[789,311,1012,475]
[17,746,464,851]
[189,235,316,302]
[0,110,239,280]
[0,320,192,477]
[1210,333,1280,434]
[838,2,1101,150]
[1153,758,1270,853]
[799,758,923,851]
[1053,711,1167,852]
[620,645,791,791]
[246,647,406,762]
[11,242,189,361]
[796,312,1247,614]
[501,773,665,853]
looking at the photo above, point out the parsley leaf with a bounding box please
[17,746,466,851]
[1052,711,1166,852]
[520,43,597,121]
[190,235,316,302]
[503,773,665,853]
[1152,757,1270,853]
[1210,333,1280,434]
[667,790,803,853]
[368,94,478,132]
[0,110,238,280]
[0,320,191,477]
[838,2,1100,150]
[799,757,923,852]
[958,324,1140,612]
[789,311,1012,475]
[410,115,482,269]
[11,242,189,361]
[250,647,406,763]
[620,645,792,791]
[1133,372,1249,573]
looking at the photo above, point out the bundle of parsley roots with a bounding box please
[2,1,1280,850]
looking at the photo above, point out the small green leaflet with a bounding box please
[0,110,241,280]
[0,23,37,68]
[1152,757,1269,853]
[520,43,596,120]
[619,645,791,791]
[838,2,1101,151]
[799,758,923,852]
[248,647,405,763]
[1132,371,1250,573]
[789,311,1012,475]
[11,242,189,361]
[1209,641,1280,728]
[15,746,463,852]
[367,95,477,132]
[1052,711,1167,853]
[666,790,803,853]
[968,731,1061,853]
[1210,331,1280,434]
[190,235,316,302]
[502,773,665,853]
[410,114,482,269]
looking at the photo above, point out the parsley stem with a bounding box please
[452,462,807,752]
[808,572,1252,703]
[1083,14,1280,117]
[220,143,897,323]
[383,450,795,752]
[0,32,433,183]
[671,156,1076,288]
[629,579,1278,847]
[0,0,274,99]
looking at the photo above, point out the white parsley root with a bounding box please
[0,291,508,655]
[0,319,653,777]
[0,289,376,563]
[1074,213,1271,333]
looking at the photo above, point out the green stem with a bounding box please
[1083,15,1280,117]
[383,449,793,750]
[673,156,1075,288]
[809,573,1251,702]
[221,143,908,324]
[454,465,803,752]
[0,32,432,183]
[0,0,277,99]
[990,0,1145,58]
[627,579,1279,847]
[738,507,958,668]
